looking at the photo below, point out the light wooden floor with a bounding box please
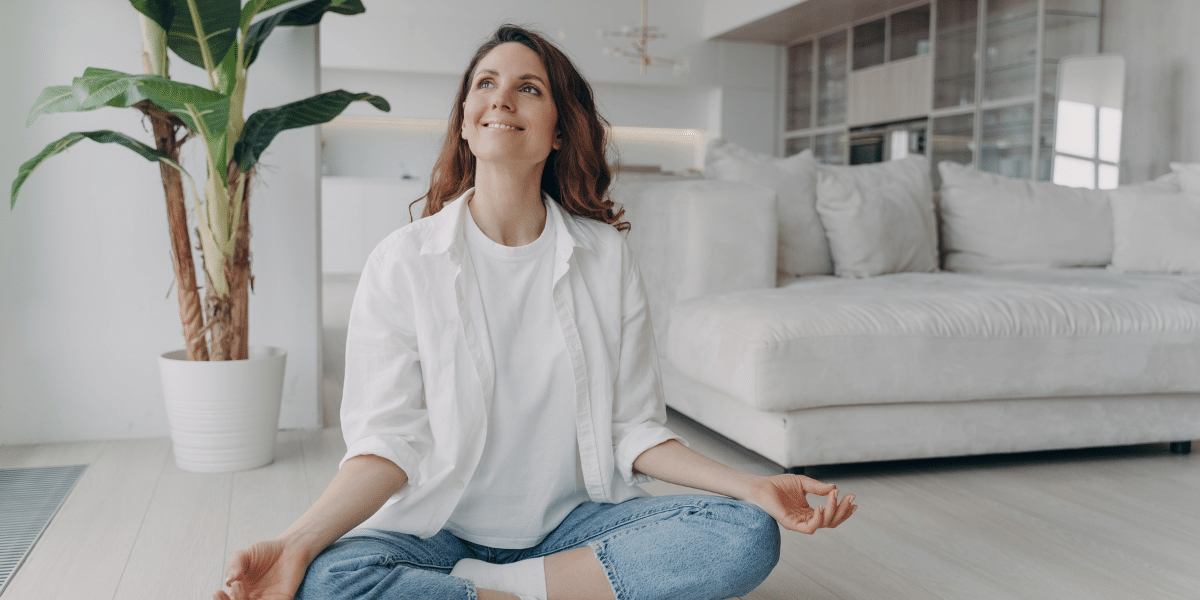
[2,412,1197,600]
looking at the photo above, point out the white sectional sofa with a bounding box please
[617,143,1200,473]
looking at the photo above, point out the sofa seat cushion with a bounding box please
[666,270,1200,412]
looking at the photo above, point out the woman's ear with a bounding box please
[552,129,563,150]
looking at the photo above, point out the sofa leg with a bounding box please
[1170,441,1192,454]
[785,466,807,476]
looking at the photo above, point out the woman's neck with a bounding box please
[468,162,548,247]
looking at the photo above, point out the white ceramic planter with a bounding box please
[159,346,287,473]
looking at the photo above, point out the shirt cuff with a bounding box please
[614,422,688,486]
[341,435,425,491]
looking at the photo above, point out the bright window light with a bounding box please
[1098,163,1120,190]
[1053,154,1096,189]
[1099,107,1122,163]
[890,130,909,160]
[1055,100,1096,159]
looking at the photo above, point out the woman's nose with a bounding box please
[492,89,514,111]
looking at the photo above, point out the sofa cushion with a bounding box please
[938,161,1113,272]
[815,155,938,278]
[1109,190,1200,274]
[667,270,1200,412]
[704,139,830,279]
[1169,162,1200,194]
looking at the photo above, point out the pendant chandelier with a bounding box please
[598,0,688,75]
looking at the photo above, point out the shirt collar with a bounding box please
[420,187,600,258]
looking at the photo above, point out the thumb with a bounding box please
[802,479,836,496]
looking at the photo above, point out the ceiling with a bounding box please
[711,0,928,44]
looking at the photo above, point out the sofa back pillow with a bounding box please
[937,161,1113,272]
[1169,162,1200,194]
[704,139,831,278]
[815,155,939,278]
[1109,189,1200,274]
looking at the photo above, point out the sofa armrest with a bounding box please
[614,180,778,352]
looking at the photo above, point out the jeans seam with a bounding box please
[588,540,627,600]
[538,500,710,556]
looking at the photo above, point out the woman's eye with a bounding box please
[522,85,541,95]
[477,79,494,88]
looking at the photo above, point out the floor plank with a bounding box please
[224,431,312,566]
[299,426,345,505]
[0,439,169,600]
[111,449,233,600]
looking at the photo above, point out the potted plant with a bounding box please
[10,0,389,472]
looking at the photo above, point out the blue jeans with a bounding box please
[296,494,781,600]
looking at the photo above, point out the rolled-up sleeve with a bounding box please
[611,243,687,485]
[339,247,432,492]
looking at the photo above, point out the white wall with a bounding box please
[1101,0,1200,182]
[0,0,323,445]
[319,0,780,155]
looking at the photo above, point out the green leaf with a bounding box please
[26,85,88,126]
[234,90,389,172]
[242,0,365,68]
[239,0,294,29]
[11,130,185,209]
[69,68,230,137]
[129,0,175,33]
[165,0,240,70]
[278,0,364,25]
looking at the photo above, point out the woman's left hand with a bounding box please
[744,473,857,534]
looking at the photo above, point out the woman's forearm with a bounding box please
[277,454,408,562]
[632,440,767,501]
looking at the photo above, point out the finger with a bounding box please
[213,591,229,600]
[821,492,837,524]
[225,552,244,585]
[830,494,856,528]
[802,478,837,496]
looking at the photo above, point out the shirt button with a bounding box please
[456,481,465,489]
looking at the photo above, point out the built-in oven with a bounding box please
[849,118,927,165]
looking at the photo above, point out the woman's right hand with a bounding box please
[213,539,311,600]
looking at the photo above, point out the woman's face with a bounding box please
[461,42,561,168]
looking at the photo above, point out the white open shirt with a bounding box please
[340,188,683,539]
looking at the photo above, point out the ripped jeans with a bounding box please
[295,494,781,600]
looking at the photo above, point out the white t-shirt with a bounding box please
[444,199,591,548]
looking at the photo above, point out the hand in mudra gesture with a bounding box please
[213,539,309,600]
[747,473,857,534]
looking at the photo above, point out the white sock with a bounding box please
[450,556,547,600]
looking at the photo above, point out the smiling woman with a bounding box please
[215,24,855,600]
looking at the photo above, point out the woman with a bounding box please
[215,25,856,600]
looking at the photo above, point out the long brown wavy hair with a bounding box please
[411,24,628,232]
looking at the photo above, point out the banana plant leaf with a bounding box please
[36,68,233,152]
[233,90,388,172]
[242,0,365,67]
[26,86,86,126]
[240,0,362,29]
[164,0,241,70]
[12,130,186,208]
[129,0,174,32]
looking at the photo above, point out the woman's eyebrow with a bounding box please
[476,68,546,85]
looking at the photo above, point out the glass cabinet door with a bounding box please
[983,0,1039,102]
[785,136,812,157]
[935,0,978,109]
[786,42,814,131]
[854,19,886,70]
[891,4,932,61]
[818,30,848,126]
[814,131,847,164]
[929,112,975,187]
[980,103,1034,178]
